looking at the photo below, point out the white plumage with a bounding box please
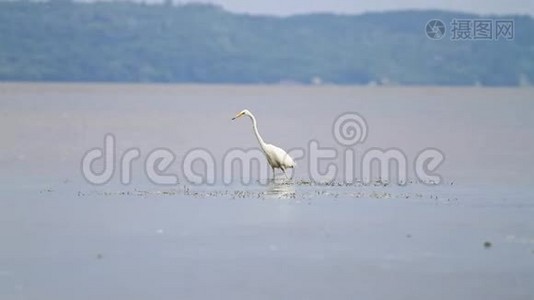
[232,109,295,179]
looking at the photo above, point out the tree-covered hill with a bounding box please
[0,1,533,85]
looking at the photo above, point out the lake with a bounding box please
[1,83,533,299]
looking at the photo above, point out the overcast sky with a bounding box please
[175,0,534,16]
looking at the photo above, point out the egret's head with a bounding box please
[231,109,251,120]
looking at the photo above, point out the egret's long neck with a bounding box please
[249,114,267,151]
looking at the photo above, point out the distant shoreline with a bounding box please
[1,2,533,86]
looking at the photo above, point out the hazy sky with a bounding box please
[176,0,534,16]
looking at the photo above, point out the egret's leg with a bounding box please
[272,167,275,181]
[282,168,289,180]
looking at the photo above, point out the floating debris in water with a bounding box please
[73,187,457,202]
[397,193,410,199]
[370,191,392,199]
[39,188,54,193]
[69,176,457,201]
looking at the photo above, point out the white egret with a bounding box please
[232,109,295,179]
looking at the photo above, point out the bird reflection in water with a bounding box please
[265,179,296,199]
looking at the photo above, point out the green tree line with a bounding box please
[0,1,533,85]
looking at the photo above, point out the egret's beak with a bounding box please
[231,112,243,120]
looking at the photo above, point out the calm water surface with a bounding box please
[0,84,533,300]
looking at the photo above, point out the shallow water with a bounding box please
[1,84,534,299]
